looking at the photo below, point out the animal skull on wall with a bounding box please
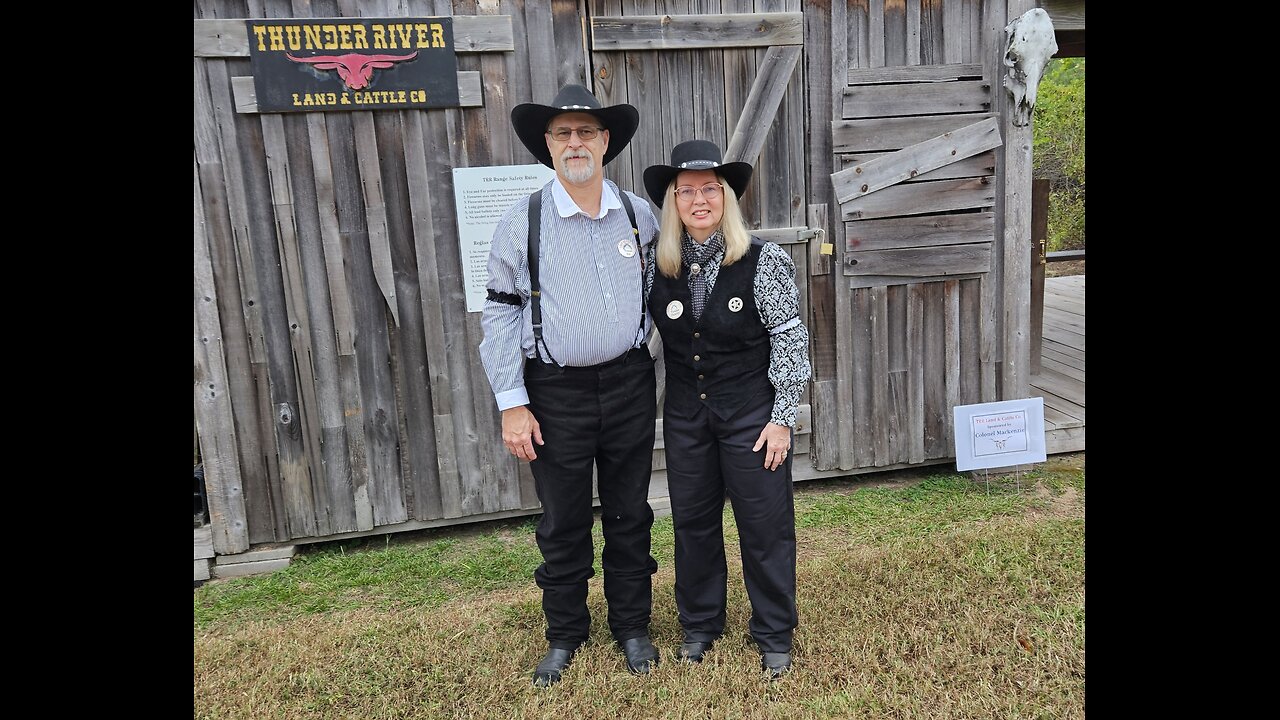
[1003,7,1059,127]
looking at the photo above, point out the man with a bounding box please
[478,84,661,688]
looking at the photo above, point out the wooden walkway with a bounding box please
[1033,274,1085,453]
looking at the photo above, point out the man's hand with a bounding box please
[752,422,791,471]
[502,405,544,462]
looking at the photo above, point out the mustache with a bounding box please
[560,149,594,162]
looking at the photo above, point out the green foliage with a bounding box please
[1033,58,1085,252]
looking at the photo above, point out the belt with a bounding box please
[555,347,650,373]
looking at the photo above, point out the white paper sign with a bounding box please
[452,164,557,313]
[952,397,1047,471]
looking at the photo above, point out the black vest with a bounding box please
[650,238,772,420]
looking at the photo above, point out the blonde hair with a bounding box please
[655,174,752,278]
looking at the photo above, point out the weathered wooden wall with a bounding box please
[195,0,1072,555]
[194,0,811,554]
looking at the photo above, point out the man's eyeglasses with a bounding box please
[674,183,724,203]
[547,126,604,142]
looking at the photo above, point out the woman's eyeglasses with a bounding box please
[674,183,724,203]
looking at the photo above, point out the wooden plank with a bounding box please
[1043,306,1083,333]
[721,0,758,223]
[905,0,921,66]
[1030,366,1083,413]
[842,176,995,220]
[848,270,981,290]
[196,59,286,544]
[847,61,982,85]
[752,226,807,244]
[917,0,937,65]
[1042,403,1079,430]
[922,282,947,459]
[1040,0,1085,31]
[959,277,980,406]
[261,112,343,537]
[194,525,215,560]
[193,15,516,57]
[833,116,999,203]
[869,286,890,465]
[304,112,373,531]
[907,283,925,463]
[850,286,872,468]
[403,119,460,516]
[1041,344,1084,371]
[833,112,994,153]
[377,109,446,521]
[592,0,635,193]
[979,0,1007,403]
[779,0,806,228]
[1038,353,1083,383]
[842,78,990,119]
[1001,0,1036,402]
[724,45,802,168]
[1042,335,1084,361]
[844,232,987,279]
[235,81,322,540]
[655,0,692,218]
[591,11,803,49]
[324,108,408,528]
[943,278,961,450]
[352,113,400,328]
[848,0,869,71]
[552,0,587,89]
[839,149,993,183]
[883,0,905,67]
[942,0,963,63]
[845,212,993,252]
[692,1,728,150]
[230,71,483,113]
[1029,177,1048,373]
[195,559,212,582]
[522,2,558,105]
[1045,426,1084,454]
[832,0,855,471]
[867,0,885,68]
[194,155,251,556]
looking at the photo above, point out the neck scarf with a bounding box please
[682,230,724,322]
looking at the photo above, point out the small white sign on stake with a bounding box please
[952,397,1047,471]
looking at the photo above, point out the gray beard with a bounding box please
[560,152,597,183]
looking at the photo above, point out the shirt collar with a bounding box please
[551,177,621,220]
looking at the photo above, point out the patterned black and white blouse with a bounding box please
[645,230,812,427]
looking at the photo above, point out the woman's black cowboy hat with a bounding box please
[510,84,639,169]
[642,140,753,207]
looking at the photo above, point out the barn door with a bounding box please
[584,3,819,470]
[818,61,1002,471]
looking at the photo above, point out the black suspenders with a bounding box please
[527,186,642,366]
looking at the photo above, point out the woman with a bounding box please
[642,140,811,679]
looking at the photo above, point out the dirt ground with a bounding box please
[1046,259,1084,277]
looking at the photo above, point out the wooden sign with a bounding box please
[245,18,461,112]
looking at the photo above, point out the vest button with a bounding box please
[693,355,701,361]
[693,332,700,338]
[699,393,707,400]
[698,374,704,381]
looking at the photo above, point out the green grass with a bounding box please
[195,453,1085,719]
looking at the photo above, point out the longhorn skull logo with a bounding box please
[286,52,419,90]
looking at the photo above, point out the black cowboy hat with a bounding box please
[642,140,753,207]
[510,84,639,169]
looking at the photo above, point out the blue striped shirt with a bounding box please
[479,177,659,411]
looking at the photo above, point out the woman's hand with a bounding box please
[752,422,792,471]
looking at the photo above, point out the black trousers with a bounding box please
[663,391,798,654]
[525,347,658,648]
